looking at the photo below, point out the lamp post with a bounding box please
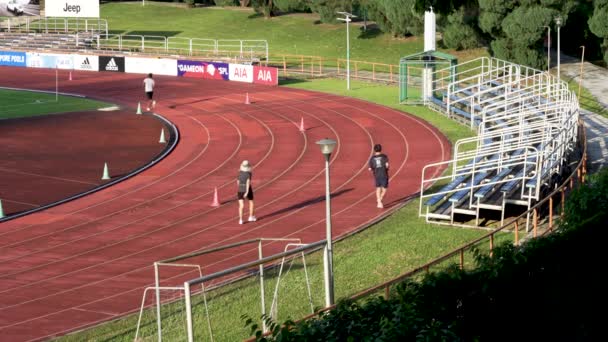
[543,25,551,72]
[578,45,585,99]
[316,138,337,307]
[337,12,357,90]
[555,16,562,81]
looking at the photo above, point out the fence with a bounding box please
[0,16,108,36]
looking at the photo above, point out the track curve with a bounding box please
[0,66,450,341]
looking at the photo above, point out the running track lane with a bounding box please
[0,66,451,341]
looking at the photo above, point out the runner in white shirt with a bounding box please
[143,73,156,111]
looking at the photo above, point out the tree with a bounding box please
[252,0,274,18]
[363,0,423,37]
[589,0,608,65]
[443,6,481,50]
[309,0,357,23]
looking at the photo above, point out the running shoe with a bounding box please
[248,216,257,222]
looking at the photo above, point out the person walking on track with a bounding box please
[143,73,156,111]
[368,144,389,208]
[237,160,257,224]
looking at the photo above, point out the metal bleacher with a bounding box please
[420,57,579,229]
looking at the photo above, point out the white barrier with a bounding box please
[125,57,178,76]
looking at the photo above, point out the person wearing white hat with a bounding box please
[237,160,256,224]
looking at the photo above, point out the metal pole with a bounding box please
[556,18,561,81]
[346,17,350,90]
[184,282,194,342]
[578,45,585,99]
[323,153,334,307]
[544,26,550,72]
[258,240,267,333]
[154,263,162,342]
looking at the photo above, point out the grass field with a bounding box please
[54,79,505,342]
[0,89,109,119]
[101,2,488,65]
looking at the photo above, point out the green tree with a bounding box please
[364,0,423,37]
[442,6,481,50]
[589,0,608,65]
[273,0,310,12]
[309,0,357,23]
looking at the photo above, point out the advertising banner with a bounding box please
[125,57,177,76]
[0,51,26,67]
[51,53,74,69]
[26,52,55,68]
[45,0,99,18]
[99,56,125,72]
[72,54,99,71]
[228,64,254,83]
[253,66,278,86]
[177,60,228,80]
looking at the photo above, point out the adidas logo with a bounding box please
[105,58,118,71]
[80,57,92,70]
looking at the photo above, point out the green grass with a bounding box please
[563,78,608,118]
[0,89,109,119]
[101,2,488,65]
[54,79,503,342]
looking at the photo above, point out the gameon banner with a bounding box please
[45,0,99,18]
[253,66,278,86]
[228,64,254,83]
[125,57,177,76]
[99,56,125,72]
[177,60,229,80]
[25,52,73,69]
[72,54,99,71]
[0,51,26,67]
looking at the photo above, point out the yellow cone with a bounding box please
[0,199,4,218]
[102,162,111,180]
[159,128,166,144]
[136,102,142,115]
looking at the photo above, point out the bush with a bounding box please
[214,0,236,6]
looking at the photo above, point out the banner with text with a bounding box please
[0,51,26,67]
[228,64,254,83]
[72,54,99,71]
[253,66,278,86]
[177,60,229,80]
[45,0,99,18]
[98,56,125,72]
[25,52,72,69]
[125,57,177,76]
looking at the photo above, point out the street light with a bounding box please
[555,16,562,81]
[543,25,551,72]
[316,138,337,307]
[337,12,357,90]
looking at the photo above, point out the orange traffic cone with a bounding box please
[69,71,72,81]
[245,93,250,105]
[299,117,305,132]
[210,187,220,207]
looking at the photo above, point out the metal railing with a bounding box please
[0,16,108,36]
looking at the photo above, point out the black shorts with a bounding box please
[375,177,388,188]
[237,188,254,200]
[146,91,154,100]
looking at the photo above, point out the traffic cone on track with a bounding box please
[211,187,220,207]
[69,71,72,81]
[159,128,166,144]
[299,117,305,132]
[136,102,143,115]
[245,93,250,105]
[0,199,4,218]
[102,162,111,180]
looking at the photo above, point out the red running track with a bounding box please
[0,66,450,341]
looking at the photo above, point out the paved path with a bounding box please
[559,53,608,173]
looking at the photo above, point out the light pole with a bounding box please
[543,25,551,72]
[578,45,585,99]
[555,16,562,81]
[337,12,357,90]
[316,138,337,307]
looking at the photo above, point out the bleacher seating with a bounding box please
[420,57,579,228]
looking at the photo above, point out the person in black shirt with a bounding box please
[237,160,256,224]
[368,144,389,208]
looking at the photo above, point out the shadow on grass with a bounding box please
[279,78,310,86]
[357,25,382,40]
[124,30,183,38]
[259,188,354,221]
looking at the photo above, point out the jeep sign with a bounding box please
[45,0,100,18]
